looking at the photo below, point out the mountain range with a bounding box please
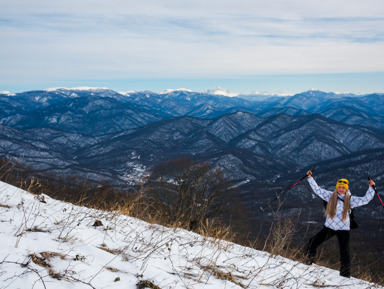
[2,87,384,241]
[1,88,384,173]
[1,88,384,198]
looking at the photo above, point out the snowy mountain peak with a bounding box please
[299,89,356,98]
[160,88,193,94]
[71,86,111,91]
[45,87,111,93]
[0,91,16,96]
[205,87,239,97]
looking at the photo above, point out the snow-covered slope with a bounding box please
[0,181,381,289]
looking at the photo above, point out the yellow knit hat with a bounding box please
[336,179,349,191]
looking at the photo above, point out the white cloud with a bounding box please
[1,0,384,91]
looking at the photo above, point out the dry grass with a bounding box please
[29,251,67,268]
[197,219,238,243]
[197,264,247,288]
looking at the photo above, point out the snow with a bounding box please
[45,87,109,92]
[0,180,381,289]
[45,87,70,92]
[205,87,239,97]
[0,91,16,96]
[71,87,110,91]
[160,88,193,94]
[118,91,135,96]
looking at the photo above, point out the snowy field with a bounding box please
[0,181,381,289]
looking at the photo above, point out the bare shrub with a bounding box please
[143,157,236,231]
[197,219,238,243]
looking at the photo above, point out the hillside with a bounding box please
[0,180,382,289]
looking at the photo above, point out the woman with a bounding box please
[305,170,375,278]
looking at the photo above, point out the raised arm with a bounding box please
[350,179,376,208]
[307,170,333,202]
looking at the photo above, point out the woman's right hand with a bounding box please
[368,179,375,187]
[307,170,313,178]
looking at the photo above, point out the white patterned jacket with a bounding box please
[308,177,375,231]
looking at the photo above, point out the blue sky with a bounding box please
[1,0,384,94]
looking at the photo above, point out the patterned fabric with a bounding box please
[308,177,375,231]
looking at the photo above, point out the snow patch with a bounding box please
[205,87,239,97]
[0,91,16,96]
[71,86,110,91]
[160,88,193,94]
[45,87,70,92]
[45,87,109,92]
[118,91,135,96]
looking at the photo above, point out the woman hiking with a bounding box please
[305,170,376,278]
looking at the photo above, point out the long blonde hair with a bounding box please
[325,190,351,222]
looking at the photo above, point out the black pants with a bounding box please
[306,226,350,277]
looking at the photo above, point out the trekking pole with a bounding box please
[260,168,314,211]
[368,177,384,208]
